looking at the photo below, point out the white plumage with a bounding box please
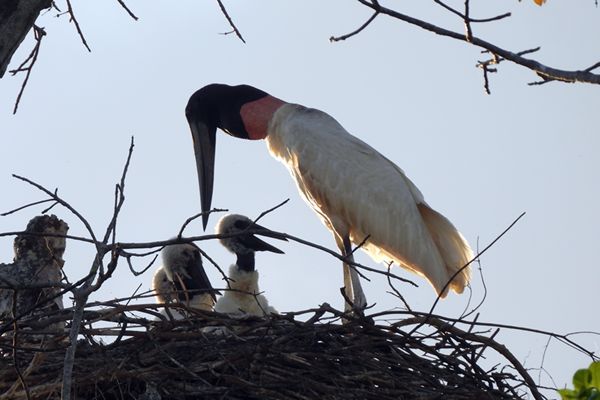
[151,242,217,320]
[213,214,284,317]
[266,104,472,298]
[152,265,214,312]
[214,264,278,316]
[151,265,172,304]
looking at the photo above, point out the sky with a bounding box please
[1,0,599,396]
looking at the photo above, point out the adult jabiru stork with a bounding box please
[213,214,285,316]
[185,83,473,311]
[152,242,218,314]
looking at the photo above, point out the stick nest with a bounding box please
[1,302,544,400]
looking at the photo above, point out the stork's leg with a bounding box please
[342,263,354,313]
[341,236,367,311]
[335,235,354,313]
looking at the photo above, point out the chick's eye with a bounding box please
[234,220,248,230]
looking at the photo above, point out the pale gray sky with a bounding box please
[1,1,599,396]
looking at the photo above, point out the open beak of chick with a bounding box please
[238,222,287,254]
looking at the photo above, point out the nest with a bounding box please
[0,301,545,400]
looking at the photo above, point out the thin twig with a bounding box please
[124,252,159,276]
[460,236,488,320]
[102,136,134,245]
[412,212,526,334]
[330,10,379,42]
[357,0,600,85]
[114,231,416,287]
[0,230,96,245]
[10,26,46,114]
[11,291,33,400]
[397,315,545,400]
[538,335,552,385]
[11,174,104,257]
[216,0,246,43]
[385,261,412,311]
[115,0,138,20]
[433,0,511,24]
[177,208,228,238]
[346,234,372,282]
[196,247,231,287]
[387,311,599,360]
[1,198,55,216]
[41,200,60,214]
[349,234,370,257]
[252,198,290,225]
[463,0,473,42]
[65,0,91,52]
[584,60,600,72]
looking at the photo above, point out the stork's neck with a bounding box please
[236,252,255,272]
[240,95,286,140]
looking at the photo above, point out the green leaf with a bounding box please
[589,362,600,389]
[557,388,579,399]
[589,389,600,400]
[574,369,592,391]
[560,362,600,400]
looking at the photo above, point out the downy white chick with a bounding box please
[152,242,218,319]
[214,214,286,317]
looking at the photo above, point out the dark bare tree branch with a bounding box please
[433,0,511,24]
[330,10,379,42]
[64,0,90,52]
[2,0,136,113]
[8,25,45,114]
[177,208,228,238]
[351,0,600,87]
[1,197,55,217]
[115,0,138,21]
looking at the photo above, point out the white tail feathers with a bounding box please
[418,204,473,297]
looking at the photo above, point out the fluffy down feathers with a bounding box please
[214,264,277,316]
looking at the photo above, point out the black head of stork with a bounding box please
[185,84,276,230]
[215,214,286,272]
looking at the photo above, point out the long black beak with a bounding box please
[240,223,287,254]
[188,119,216,230]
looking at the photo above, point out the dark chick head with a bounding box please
[215,214,286,255]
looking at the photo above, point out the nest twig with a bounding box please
[0,301,553,400]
